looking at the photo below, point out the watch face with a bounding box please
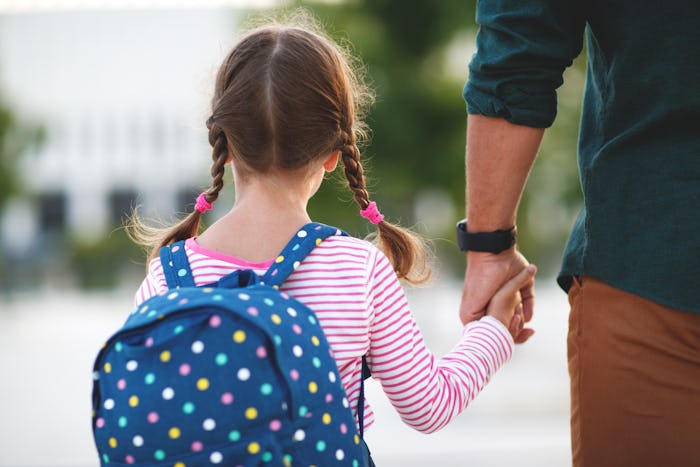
[456,220,516,253]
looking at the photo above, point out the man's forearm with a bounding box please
[466,114,544,232]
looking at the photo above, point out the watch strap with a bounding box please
[456,219,516,253]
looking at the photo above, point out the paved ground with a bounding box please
[0,279,572,466]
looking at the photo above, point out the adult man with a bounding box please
[458,1,700,466]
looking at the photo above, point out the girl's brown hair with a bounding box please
[130,14,430,284]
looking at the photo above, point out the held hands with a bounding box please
[484,263,537,340]
[460,249,536,343]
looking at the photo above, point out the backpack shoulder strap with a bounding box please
[158,240,195,289]
[261,222,346,287]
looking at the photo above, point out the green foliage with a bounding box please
[0,96,44,210]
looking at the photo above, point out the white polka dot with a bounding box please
[167,292,178,300]
[203,418,216,431]
[287,307,297,317]
[342,397,349,408]
[162,387,175,400]
[297,230,307,238]
[104,399,115,410]
[293,429,306,441]
[292,261,300,270]
[191,341,205,354]
[132,435,144,447]
[328,371,336,383]
[238,293,250,301]
[237,368,251,381]
[292,345,303,357]
[126,360,138,371]
[336,449,345,461]
[210,452,223,464]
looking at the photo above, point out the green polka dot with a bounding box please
[308,315,317,325]
[174,325,184,335]
[273,335,282,346]
[228,430,241,442]
[154,449,166,461]
[263,298,274,306]
[260,383,273,395]
[118,416,127,428]
[312,357,321,368]
[262,451,273,462]
[283,454,293,466]
[298,405,308,417]
[353,460,359,467]
[182,402,195,414]
[144,373,156,385]
[102,454,110,463]
[177,269,187,277]
[114,342,123,352]
[215,353,228,366]
[316,440,326,452]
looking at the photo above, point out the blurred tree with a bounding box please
[277,1,584,275]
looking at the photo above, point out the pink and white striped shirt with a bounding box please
[135,234,514,434]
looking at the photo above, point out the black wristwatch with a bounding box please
[456,219,517,253]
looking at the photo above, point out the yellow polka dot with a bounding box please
[233,330,246,343]
[196,378,210,391]
[271,314,281,325]
[311,336,320,346]
[245,407,258,420]
[315,238,322,246]
[273,285,280,290]
[104,362,112,373]
[128,395,139,407]
[248,442,261,454]
[283,459,291,467]
[275,256,284,263]
[308,381,318,394]
[168,427,181,439]
[160,350,171,362]
[322,413,331,424]
[354,434,360,444]
[174,463,186,467]
[108,437,117,448]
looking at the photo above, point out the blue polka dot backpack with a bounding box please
[91,223,368,467]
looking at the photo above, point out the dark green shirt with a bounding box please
[464,0,700,314]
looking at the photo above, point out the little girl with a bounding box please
[130,16,535,461]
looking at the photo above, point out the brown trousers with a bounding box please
[567,276,700,467]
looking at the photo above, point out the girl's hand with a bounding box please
[485,264,537,339]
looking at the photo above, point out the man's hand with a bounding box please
[459,248,536,343]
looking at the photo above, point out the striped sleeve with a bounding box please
[365,250,514,434]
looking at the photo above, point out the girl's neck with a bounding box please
[196,169,320,262]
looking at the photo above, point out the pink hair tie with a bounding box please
[360,201,384,225]
[194,192,213,213]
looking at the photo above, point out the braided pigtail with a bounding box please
[340,134,431,285]
[127,117,230,264]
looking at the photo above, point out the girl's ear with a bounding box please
[323,150,340,172]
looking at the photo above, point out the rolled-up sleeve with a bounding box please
[464,0,586,128]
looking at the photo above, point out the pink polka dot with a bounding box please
[289,369,299,381]
[340,423,348,434]
[191,441,203,452]
[178,298,189,305]
[147,412,159,423]
[117,379,127,390]
[280,292,290,299]
[95,418,105,428]
[209,315,222,327]
[145,337,154,347]
[171,245,180,253]
[179,363,191,376]
[256,346,267,358]
[292,324,302,335]
[269,419,282,431]
[247,307,259,316]
[325,394,333,403]
[125,455,135,464]
[221,392,234,405]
